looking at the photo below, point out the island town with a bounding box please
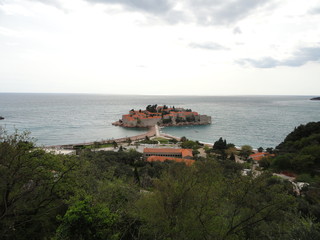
[112,104,211,128]
[45,105,210,149]
[44,104,213,167]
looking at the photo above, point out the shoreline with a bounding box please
[45,125,182,150]
[42,127,253,152]
[45,124,217,151]
[45,126,156,149]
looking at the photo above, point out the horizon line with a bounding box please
[0,92,319,97]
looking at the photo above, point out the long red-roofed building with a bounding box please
[143,148,193,159]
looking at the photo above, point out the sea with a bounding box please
[0,93,319,149]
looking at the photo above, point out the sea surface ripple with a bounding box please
[0,93,319,148]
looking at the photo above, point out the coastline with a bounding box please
[4,95,317,149]
[45,125,182,150]
[42,125,257,152]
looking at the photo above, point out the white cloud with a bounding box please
[83,0,274,26]
[0,0,319,95]
[237,45,320,68]
[189,42,229,50]
[0,26,19,36]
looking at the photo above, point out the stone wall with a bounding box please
[199,115,211,124]
[139,117,161,127]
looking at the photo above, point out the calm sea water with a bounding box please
[0,93,319,148]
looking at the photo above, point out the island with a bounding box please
[310,97,320,100]
[112,104,211,128]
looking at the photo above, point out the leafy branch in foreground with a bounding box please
[0,130,79,239]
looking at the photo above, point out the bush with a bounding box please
[296,174,313,183]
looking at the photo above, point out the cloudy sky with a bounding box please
[1,0,320,95]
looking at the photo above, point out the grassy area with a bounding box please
[137,140,158,144]
[152,137,170,144]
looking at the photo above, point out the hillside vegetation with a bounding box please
[1,126,320,239]
[273,121,320,174]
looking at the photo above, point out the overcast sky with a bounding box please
[1,0,320,95]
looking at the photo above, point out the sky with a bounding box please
[0,0,320,95]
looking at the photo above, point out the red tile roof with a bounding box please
[181,149,193,158]
[147,156,195,166]
[144,148,193,158]
[249,152,275,161]
[144,148,192,156]
[123,114,136,121]
[144,148,181,153]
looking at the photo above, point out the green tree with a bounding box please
[180,136,188,142]
[169,138,178,144]
[266,147,274,154]
[213,137,227,150]
[287,216,320,240]
[56,198,119,240]
[259,156,271,169]
[135,161,296,239]
[276,122,320,154]
[272,153,294,171]
[229,152,236,161]
[162,118,172,124]
[192,149,200,157]
[212,138,232,160]
[240,145,253,160]
[226,145,237,158]
[181,140,200,149]
[0,130,79,239]
[272,122,320,174]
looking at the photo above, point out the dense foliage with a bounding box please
[273,121,320,173]
[1,125,320,239]
[267,122,320,224]
[135,162,298,239]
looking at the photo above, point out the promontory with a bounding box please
[112,104,211,128]
[310,97,320,100]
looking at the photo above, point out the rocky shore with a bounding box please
[159,121,210,127]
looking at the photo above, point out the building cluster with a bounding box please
[143,148,195,166]
[113,105,211,128]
